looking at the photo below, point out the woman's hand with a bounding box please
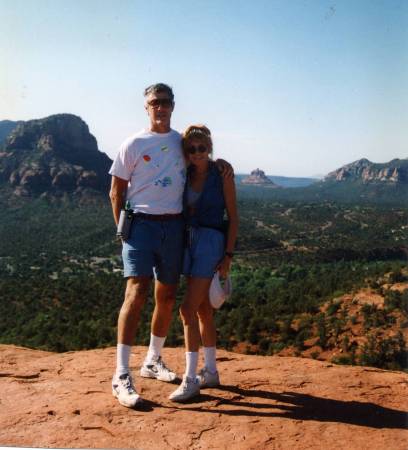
[217,255,232,279]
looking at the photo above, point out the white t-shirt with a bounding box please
[109,129,186,214]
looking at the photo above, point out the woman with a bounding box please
[169,125,238,402]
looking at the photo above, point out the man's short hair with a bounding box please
[144,83,174,102]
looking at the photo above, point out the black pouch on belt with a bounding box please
[117,209,134,241]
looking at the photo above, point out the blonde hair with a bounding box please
[182,124,213,157]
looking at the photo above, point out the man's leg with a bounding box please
[141,217,184,381]
[152,281,178,337]
[117,276,151,344]
[140,281,178,381]
[112,276,150,408]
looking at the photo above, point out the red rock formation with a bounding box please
[242,169,277,186]
[1,345,407,449]
[325,158,408,184]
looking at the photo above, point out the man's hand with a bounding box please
[215,158,234,178]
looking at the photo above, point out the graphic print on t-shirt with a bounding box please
[155,176,172,187]
[109,129,185,214]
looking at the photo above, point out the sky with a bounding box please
[1,0,407,177]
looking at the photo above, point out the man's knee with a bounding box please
[125,277,151,304]
[155,283,177,308]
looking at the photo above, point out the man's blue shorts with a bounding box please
[182,227,225,279]
[122,216,184,284]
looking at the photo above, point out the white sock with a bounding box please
[116,343,131,377]
[185,351,199,379]
[203,346,217,373]
[146,334,166,362]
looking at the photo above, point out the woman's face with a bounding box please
[185,138,210,166]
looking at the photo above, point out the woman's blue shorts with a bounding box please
[182,227,225,279]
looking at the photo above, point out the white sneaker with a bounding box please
[169,375,200,402]
[197,367,220,388]
[112,373,142,408]
[140,356,177,382]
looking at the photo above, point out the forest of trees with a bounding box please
[0,192,407,370]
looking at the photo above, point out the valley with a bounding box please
[0,114,407,371]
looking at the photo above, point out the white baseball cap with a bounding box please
[209,272,232,309]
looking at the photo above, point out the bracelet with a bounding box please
[225,251,234,258]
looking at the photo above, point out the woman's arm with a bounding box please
[218,174,239,278]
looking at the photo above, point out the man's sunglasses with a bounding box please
[186,145,208,154]
[147,98,173,108]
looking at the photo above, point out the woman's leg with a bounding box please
[169,276,212,402]
[197,298,220,386]
[198,297,216,348]
[179,277,212,374]
[180,277,212,352]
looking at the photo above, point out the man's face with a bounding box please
[145,91,174,132]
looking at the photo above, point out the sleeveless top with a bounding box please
[183,161,226,230]
[186,185,202,207]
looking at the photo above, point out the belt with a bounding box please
[133,212,183,221]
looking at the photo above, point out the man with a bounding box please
[109,83,231,407]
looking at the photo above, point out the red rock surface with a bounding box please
[0,344,407,449]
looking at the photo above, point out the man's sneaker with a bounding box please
[196,367,220,388]
[112,373,142,408]
[169,375,200,402]
[140,356,177,382]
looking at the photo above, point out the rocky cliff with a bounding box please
[325,158,408,184]
[0,120,23,146]
[0,345,407,449]
[242,168,277,186]
[0,114,112,197]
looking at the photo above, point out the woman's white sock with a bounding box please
[203,346,217,373]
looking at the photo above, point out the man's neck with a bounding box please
[150,123,171,134]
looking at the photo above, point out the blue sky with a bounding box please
[1,0,407,176]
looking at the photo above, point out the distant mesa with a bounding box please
[241,168,278,186]
[324,158,408,184]
[0,114,112,198]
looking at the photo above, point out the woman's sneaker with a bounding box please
[197,367,220,388]
[140,356,177,382]
[112,373,142,408]
[169,375,200,402]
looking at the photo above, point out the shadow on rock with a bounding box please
[130,398,158,412]
[182,384,408,430]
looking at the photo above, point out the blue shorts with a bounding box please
[182,227,225,279]
[122,216,184,284]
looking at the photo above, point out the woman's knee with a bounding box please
[179,302,198,326]
[197,302,213,323]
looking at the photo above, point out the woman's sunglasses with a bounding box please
[186,145,208,154]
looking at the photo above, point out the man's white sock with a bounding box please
[203,346,217,373]
[116,343,132,376]
[185,351,199,379]
[146,334,166,362]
